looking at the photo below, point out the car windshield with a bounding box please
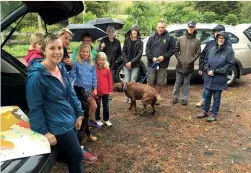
[1,1,23,21]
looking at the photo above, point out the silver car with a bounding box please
[116,23,251,85]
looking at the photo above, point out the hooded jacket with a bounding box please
[203,31,235,90]
[199,24,232,71]
[146,30,176,68]
[122,25,143,68]
[26,59,84,136]
[24,49,43,67]
[175,30,201,74]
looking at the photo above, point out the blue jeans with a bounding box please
[95,95,110,121]
[123,66,139,83]
[56,129,83,173]
[203,89,222,115]
[202,87,207,101]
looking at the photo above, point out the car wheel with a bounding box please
[115,64,144,83]
[115,65,125,82]
[227,66,237,86]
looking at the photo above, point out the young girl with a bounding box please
[95,52,113,127]
[69,44,101,129]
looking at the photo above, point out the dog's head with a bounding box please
[113,83,124,92]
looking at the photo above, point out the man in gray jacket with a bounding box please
[172,21,201,105]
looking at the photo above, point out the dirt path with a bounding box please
[51,74,251,173]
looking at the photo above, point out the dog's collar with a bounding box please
[122,82,127,91]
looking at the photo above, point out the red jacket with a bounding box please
[96,68,113,96]
[25,49,43,67]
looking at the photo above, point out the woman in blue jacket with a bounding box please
[26,33,84,173]
[197,31,234,122]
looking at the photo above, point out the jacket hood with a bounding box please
[125,25,141,39]
[216,31,229,47]
[28,58,49,75]
[213,24,225,32]
[24,49,43,63]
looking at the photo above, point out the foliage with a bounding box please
[201,11,217,23]
[224,14,238,26]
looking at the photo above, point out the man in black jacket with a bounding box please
[146,20,176,98]
[196,24,232,107]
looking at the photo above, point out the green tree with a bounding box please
[224,14,238,25]
[85,1,109,18]
[83,11,97,23]
[201,11,216,23]
[240,2,251,23]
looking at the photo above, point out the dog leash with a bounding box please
[139,61,160,83]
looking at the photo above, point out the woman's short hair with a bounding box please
[106,25,116,34]
[41,33,59,52]
[95,52,110,69]
[57,28,72,37]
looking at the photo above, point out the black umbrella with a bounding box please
[86,17,124,31]
[67,23,107,42]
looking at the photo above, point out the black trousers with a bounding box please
[95,95,110,121]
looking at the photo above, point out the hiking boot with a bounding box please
[181,99,187,105]
[196,100,204,107]
[96,120,104,126]
[83,151,97,163]
[89,120,102,129]
[197,111,209,118]
[172,98,178,104]
[207,114,218,122]
[104,120,112,127]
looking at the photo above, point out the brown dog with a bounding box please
[114,82,162,115]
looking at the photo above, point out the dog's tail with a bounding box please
[155,94,163,104]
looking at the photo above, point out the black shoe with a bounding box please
[181,99,187,105]
[172,98,178,104]
[109,96,112,100]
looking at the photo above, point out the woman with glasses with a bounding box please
[197,31,234,122]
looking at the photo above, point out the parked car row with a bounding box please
[116,23,251,86]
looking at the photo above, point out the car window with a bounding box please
[2,13,67,64]
[169,30,186,41]
[244,27,251,42]
[228,32,239,44]
[196,29,214,44]
[1,1,23,21]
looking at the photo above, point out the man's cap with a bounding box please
[188,21,196,27]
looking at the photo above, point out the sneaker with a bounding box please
[197,111,209,118]
[128,98,131,104]
[96,120,103,126]
[83,151,97,163]
[124,97,129,103]
[109,96,112,100]
[196,100,204,107]
[207,114,218,122]
[172,98,178,104]
[181,99,187,105]
[104,120,112,127]
[89,120,102,129]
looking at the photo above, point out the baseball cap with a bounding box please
[187,21,196,27]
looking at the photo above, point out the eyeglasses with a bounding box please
[218,37,225,40]
[83,40,92,42]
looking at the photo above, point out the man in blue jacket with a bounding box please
[196,24,232,107]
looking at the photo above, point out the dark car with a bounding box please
[1,1,84,172]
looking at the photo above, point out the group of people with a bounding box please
[145,20,234,122]
[24,20,234,173]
